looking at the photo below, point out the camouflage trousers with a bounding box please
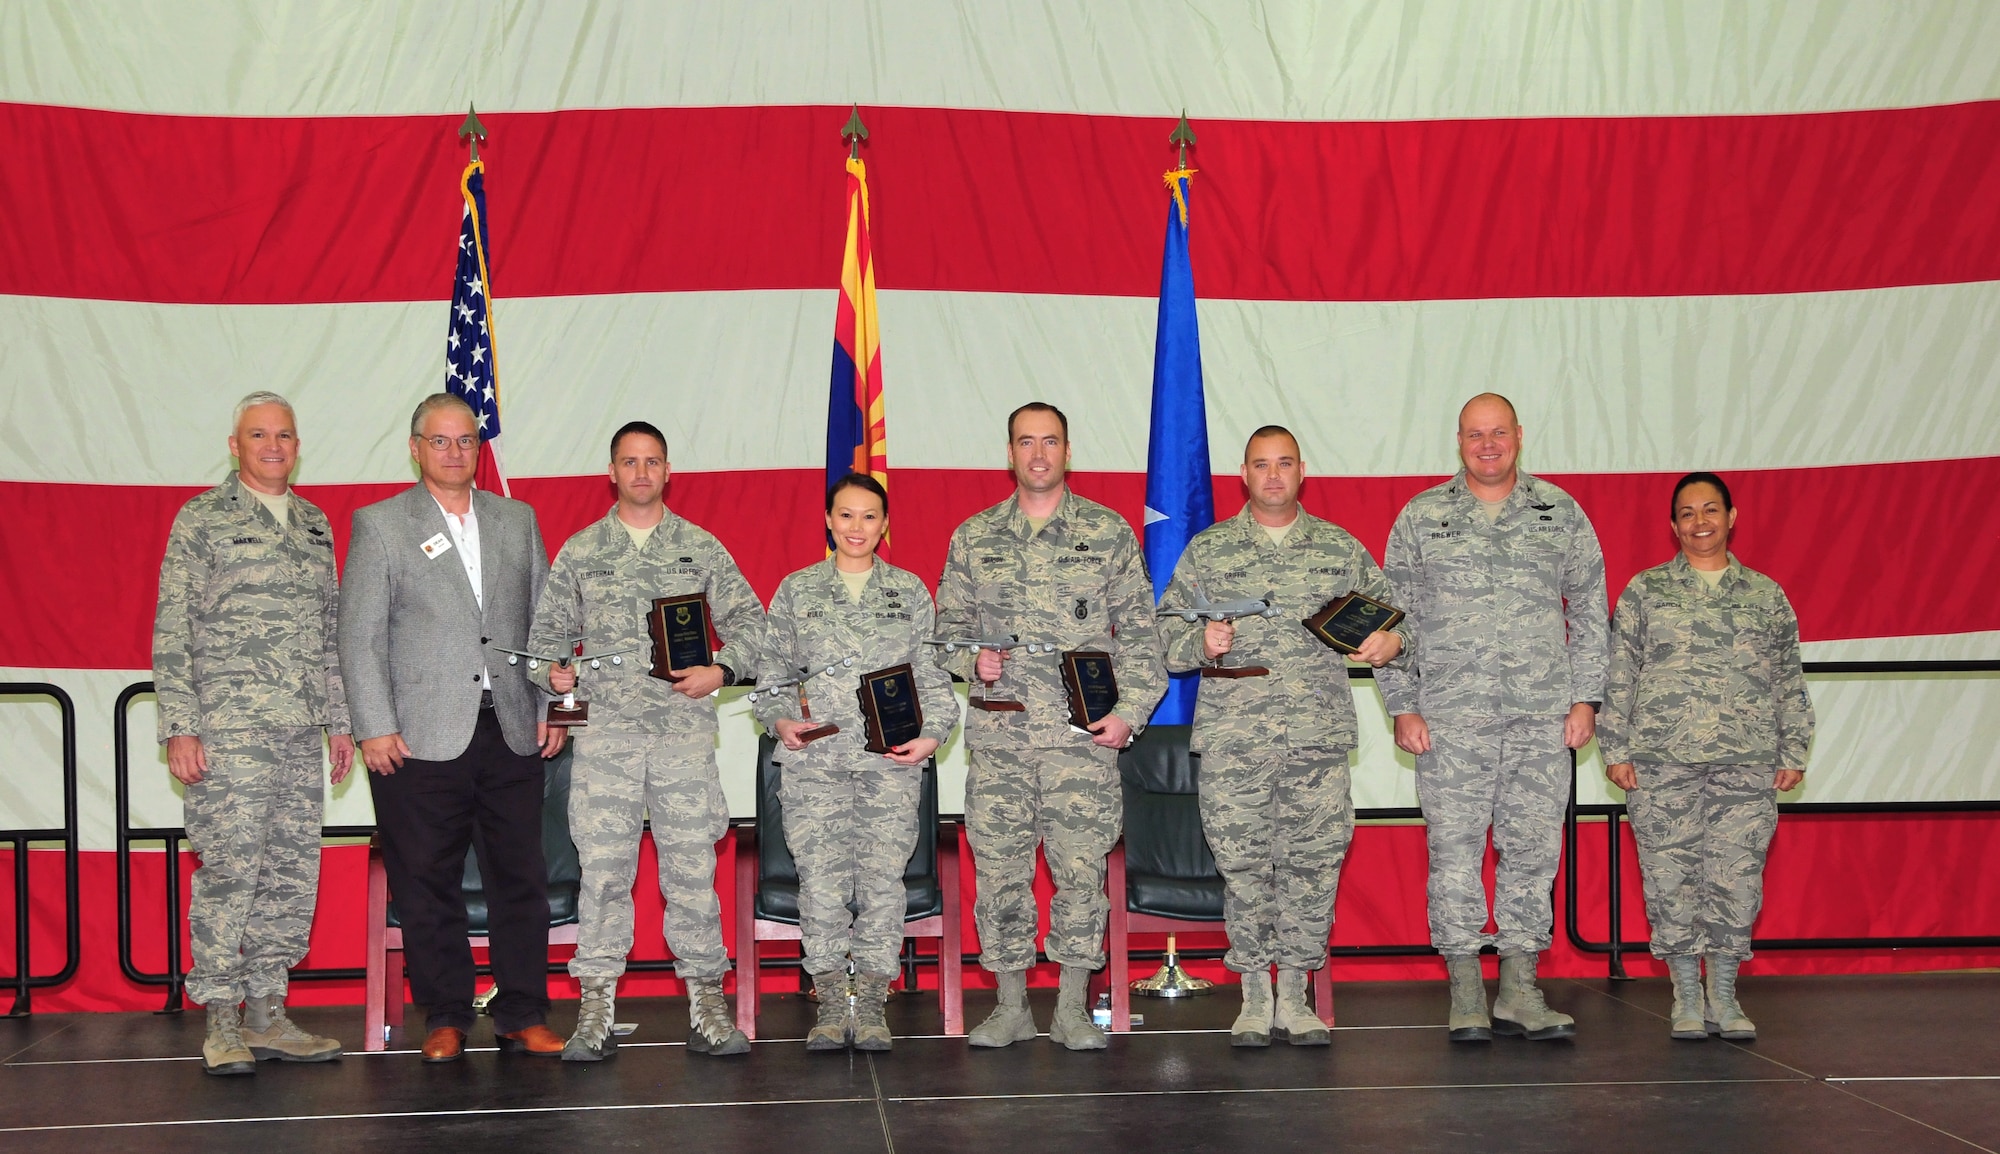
[567,734,730,980]
[1624,762,1779,960]
[182,728,325,1006]
[779,755,922,977]
[1199,748,1353,972]
[1415,714,1570,957]
[965,744,1121,972]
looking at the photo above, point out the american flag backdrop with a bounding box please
[444,159,510,497]
[2,2,1998,1009]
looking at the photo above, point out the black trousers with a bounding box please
[370,703,550,1033]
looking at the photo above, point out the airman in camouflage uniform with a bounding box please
[934,403,1168,1051]
[1602,472,1814,1040]
[755,474,958,1051]
[1378,394,1608,1042]
[529,422,765,1059]
[1158,426,1406,1046]
[152,392,351,1074]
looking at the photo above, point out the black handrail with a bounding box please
[1564,658,2000,978]
[114,680,189,1012]
[0,684,81,1016]
[117,680,691,1007]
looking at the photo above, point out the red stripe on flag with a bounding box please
[4,101,1998,304]
[5,457,1995,670]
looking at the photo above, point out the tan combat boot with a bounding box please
[1665,956,1707,1040]
[1273,967,1331,1046]
[1046,965,1108,1051]
[1231,968,1273,1048]
[686,976,751,1056]
[240,994,342,1062]
[1703,955,1756,1040]
[1492,953,1575,1041]
[202,1002,257,1076]
[852,973,894,1052]
[805,971,853,1051]
[968,969,1038,1048]
[563,977,618,1061]
[1445,955,1492,1042]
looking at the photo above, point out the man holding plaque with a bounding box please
[1158,426,1405,1048]
[528,420,766,1060]
[755,473,957,1052]
[1377,394,1608,1043]
[933,402,1168,1051]
[154,392,352,1074]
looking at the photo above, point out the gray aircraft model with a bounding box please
[924,634,1059,655]
[489,637,643,671]
[1157,590,1282,623]
[744,656,859,703]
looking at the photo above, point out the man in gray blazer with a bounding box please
[339,393,566,1062]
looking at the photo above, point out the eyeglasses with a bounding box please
[419,435,479,450]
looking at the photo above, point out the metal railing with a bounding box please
[100,656,2000,1002]
[1564,658,2000,978]
[114,681,691,1012]
[0,684,81,1016]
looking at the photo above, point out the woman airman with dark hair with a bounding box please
[1601,472,1815,1041]
[753,473,958,1052]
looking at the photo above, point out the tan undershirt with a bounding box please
[1026,515,1050,536]
[248,486,289,527]
[838,566,873,603]
[1694,564,1727,589]
[1479,497,1507,523]
[1260,519,1294,546]
[620,519,655,551]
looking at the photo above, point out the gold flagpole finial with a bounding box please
[1169,110,1197,170]
[841,104,869,161]
[459,104,487,162]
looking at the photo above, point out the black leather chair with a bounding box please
[1106,724,1331,1031]
[364,744,583,1049]
[734,734,963,1038]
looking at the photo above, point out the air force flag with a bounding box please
[1142,170,1215,726]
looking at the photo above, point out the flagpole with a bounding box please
[827,105,886,552]
[451,104,510,496]
[459,104,485,161]
[842,104,868,159]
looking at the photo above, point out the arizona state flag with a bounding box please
[827,156,887,515]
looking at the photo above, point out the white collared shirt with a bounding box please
[432,492,490,688]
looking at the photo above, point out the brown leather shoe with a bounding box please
[498,1024,565,1056]
[421,1027,466,1063]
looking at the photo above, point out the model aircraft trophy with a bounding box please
[745,656,858,744]
[489,636,641,728]
[1159,585,1283,678]
[925,634,1056,712]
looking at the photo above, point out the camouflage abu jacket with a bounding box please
[754,558,959,759]
[1375,471,1609,719]
[152,473,349,740]
[529,507,766,739]
[933,489,1167,749]
[1600,552,1815,769]
[1159,506,1406,754]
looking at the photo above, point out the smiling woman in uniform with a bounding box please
[753,473,957,1053]
[1600,472,1816,1042]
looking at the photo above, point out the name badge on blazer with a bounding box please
[420,532,454,559]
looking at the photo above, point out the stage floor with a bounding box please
[2,973,1995,1153]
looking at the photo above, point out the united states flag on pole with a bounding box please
[445,158,510,497]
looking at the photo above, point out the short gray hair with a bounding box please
[410,392,477,437]
[232,391,295,428]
